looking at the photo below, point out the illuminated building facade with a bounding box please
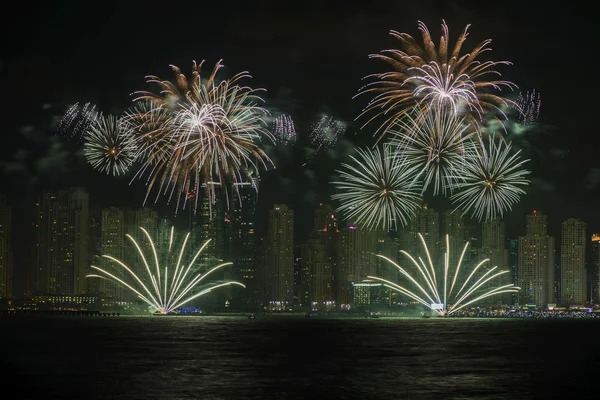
[591,234,600,305]
[100,207,125,300]
[352,280,386,307]
[266,204,294,310]
[560,218,586,306]
[301,237,333,310]
[31,188,89,296]
[0,196,12,299]
[339,223,378,308]
[518,211,555,307]
[481,219,509,304]
[228,180,258,310]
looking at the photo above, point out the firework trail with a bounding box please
[58,102,101,143]
[450,135,530,221]
[355,20,518,142]
[331,145,421,231]
[368,233,520,315]
[127,60,274,212]
[515,90,541,126]
[273,114,297,144]
[389,109,475,196]
[87,226,245,314]
[83,115,138,176]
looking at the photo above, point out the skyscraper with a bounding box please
[338,223,378,308]
[31,188,89,296]
[228,180,258,310]
[197,183,225,262]
[481,219,509,304]
[301,237,332,310]
[508,239,518,304]
[518,211,555,307]
[266,204,294,310]
[310,203,338,309]
[560,219,586,306]
[0,196,12,299]
[591,234,600,305]
[100,207,125,300]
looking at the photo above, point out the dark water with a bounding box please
[2,316,598,399]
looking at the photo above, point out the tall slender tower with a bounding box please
[560,219,586,306]
[301,237,332,310]
[0,196,12,299]
[518,210,555,307]
[228,179,258,310]
[481,219,509,304]
[31,188,89,296]
[266,204,294,310]
[338,223,378,308]
[100,207,125,300]
[591,234,600,305]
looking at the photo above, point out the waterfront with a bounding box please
[2,316,599,399]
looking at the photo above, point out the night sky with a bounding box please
[1,1,598,260]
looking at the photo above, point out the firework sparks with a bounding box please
[87,226,245,314]
[273,114,297,144]
[355,20,518,141]
[515,90,541,126]
[127,60,274,212]
[308,115,346,151]
[450,136,530,221]
[389,109,475,196]
[58,102,101,143]
[368,233,520,315]
[331,145,421,231]
[83,115,137,176]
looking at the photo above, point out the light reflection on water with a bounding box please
[2,316,599,399]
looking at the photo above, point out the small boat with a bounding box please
[248,314,256,319]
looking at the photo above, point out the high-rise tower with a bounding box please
[560,219,586,306]
[266,204,294,310]
[518,211,555,307]
[228,179,258,310]
[100,207,125,300]
[0,196,12,299]
[31,188,89,296]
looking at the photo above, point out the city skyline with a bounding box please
[3,188,600,311]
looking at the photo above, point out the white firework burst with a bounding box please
[389,109,475,196]
[331,145,422,231]
[84,115,138,176]
[450,135,530,221]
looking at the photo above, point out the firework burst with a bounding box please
[515,89,541,126]
[58,102,101,143]
[355,20,518,141]
[450,135,530,221]
[83,115,137,176]
[308,115,346,151]
[273,114,297,144]
[331,145,421,231]
[389,109,475,196]
[87,226,245,314]
[368,233,520,315]
[127,60,274,211]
